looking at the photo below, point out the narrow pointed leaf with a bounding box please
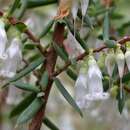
[117,90,125,114]
[39,20,54,38]
[122,72,130,83]
[10,57,45,83]
[17,97,44,125]
[27,0,57,8]
[103,12,109,41]
[9,0,21,15]
[40,70,49,90]
[12,81,40,93]
[53,42,68,62]
[54,78,83,117]
[66,68,77,81]
[43,117,59,130]
[10,93,36,118]
[2,57,44,89]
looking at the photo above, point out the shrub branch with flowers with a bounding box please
[0,0,130,130]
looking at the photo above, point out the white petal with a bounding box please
[75,73,87,108]
[105,53,115,77]
[63,32,84,58]
[0,20,8,59]
[88,64,102,79]
[85,92,109,101]
[71,0,79,20]
[81,0,89,16]
[125,50,130,71]
[116,52,125,78]
[0,38,22,78]
[87,75,103,94]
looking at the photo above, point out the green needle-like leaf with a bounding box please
[16,97,44,125]
[10,93,36,118]
[53,42,68,62]
[43,117,59,130]
[54,78,83,117]
[12,81,40,93]
[103,12,109,41]
[40,70,49,90]
[27,0,57,8]
[1,57,45,88]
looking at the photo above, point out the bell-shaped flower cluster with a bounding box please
[104,45,130,99]
[0,19,22,79]
[75,55,109,109]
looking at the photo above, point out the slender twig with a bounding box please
[29,23,65,130]
[52,36,130,77]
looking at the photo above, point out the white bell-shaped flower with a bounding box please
[71,0,79,20]
[71,0,79,37]
[125,49,130,71]
[80,0,89,20]
[105,49,115,77]
[116,47,125,99]
[0,19,8,59]
[85,56,109,101]
[0,38,22,78]
[75,67,87,109]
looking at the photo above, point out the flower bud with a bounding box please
[116,49,125,78]
[105,49,115,77]
[116,47,125,99]
[71,0,79,20]
[75,68,87,109]
[80,0,89,17]
[125,49,130,71]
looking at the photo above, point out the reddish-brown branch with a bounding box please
[29,23,65,130]
[52,36,130,77]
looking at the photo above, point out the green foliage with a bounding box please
[54,78,83,117]
[1,0,130,129]
[40,70,49,90]
[16,97,44,125]
[10,93,36,118]
[43,117,60,130]
[12,81,40,93]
